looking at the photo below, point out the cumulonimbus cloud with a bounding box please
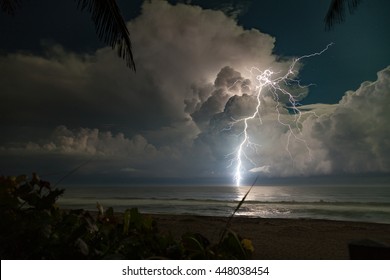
[0,0,389,182]
[307,66,390,174]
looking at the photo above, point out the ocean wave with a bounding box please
[73,196,390,207]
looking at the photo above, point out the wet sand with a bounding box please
[149,214,390,259]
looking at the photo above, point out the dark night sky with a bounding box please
[0,0,389,185]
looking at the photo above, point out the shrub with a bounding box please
[0,174,252,259]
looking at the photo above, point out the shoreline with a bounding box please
[147,214,390,259]
[79,209,390,259]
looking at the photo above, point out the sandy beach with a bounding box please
[149,214,390,259]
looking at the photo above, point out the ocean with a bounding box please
[58,184,390,224]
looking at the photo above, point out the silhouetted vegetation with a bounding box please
[324,0,362,29]
[0,0,364,71]
[0,0,135,70]
[0,174,253,259]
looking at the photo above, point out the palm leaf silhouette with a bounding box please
[219,175,259,244]
[324,0,362,30]
[0,0,20,14]
[0,0,136,71]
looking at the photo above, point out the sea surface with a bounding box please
[58,184,390,224]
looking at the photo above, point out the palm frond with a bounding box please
[0,0,21,15]
[325,0,362,30]
[76,0,136,71]
[219,175,259,244]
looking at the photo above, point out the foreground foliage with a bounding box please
[0,174,253,259]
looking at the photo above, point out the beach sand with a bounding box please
[149,214,390,259]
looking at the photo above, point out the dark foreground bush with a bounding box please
[0,174,253,259]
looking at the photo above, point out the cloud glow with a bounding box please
[0,1,389,182]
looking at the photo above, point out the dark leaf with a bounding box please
[75,238,89,256]
[219,231,247,259]
[220,175,258,243]
[123,209,131,235]
[0,0,21,15]
[75,0,136,70]
[324,0,362,30]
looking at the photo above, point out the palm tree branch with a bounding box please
[1,0,136,70]
[219,175,259,244]
[0,0,21,15]
[325,0,362,30]
[76,0,136,71]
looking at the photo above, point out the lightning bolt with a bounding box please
[230,43,333,186]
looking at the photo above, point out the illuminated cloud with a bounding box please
[308,66,390,174]
[249,166,271,174]
[24,126,158,157]
[0,0,389,182]
[192,65,390,179]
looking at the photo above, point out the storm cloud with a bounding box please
[0,0,389,183]
[308,66,390,174]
